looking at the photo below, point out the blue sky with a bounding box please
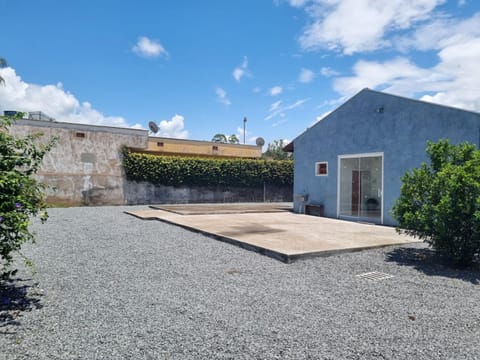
[1,0,479,146]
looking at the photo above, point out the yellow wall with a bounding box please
[143,137,262,158]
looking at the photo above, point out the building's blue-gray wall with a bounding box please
[293,89,480,226]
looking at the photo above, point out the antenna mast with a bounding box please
[243,117,247,144]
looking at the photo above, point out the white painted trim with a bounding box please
[336,157,341,219]
[337,152,384,224]
[315,161,328,176]
[380,154,384,224]
[338,152,384,159]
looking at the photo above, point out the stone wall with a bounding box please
[10,120,148,206]
[9,119,292,206]
[124,181,293,205]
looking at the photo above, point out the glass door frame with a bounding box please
[336,152,384,224]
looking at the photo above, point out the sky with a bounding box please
[1,0,480,147]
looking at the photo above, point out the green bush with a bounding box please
[122,148,293,188]
[0,115,57,278]
[392,139,480,266]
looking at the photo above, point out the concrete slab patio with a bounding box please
[150,202,292,215]
[125,203,419,262]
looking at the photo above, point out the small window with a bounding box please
[315,162,328,176]
[157,142,164,147]
[75,132,85,138]
[212,145,218,151]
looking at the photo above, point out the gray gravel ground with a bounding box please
[1,206,479,360]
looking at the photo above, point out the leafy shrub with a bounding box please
[262,139,292,160]
[0,114,57,278]
[122,148,293,188]
[392,140,480,266]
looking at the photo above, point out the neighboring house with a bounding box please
[133,136,262,158]
[286,89,480,226]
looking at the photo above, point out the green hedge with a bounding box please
[122,149,293,188]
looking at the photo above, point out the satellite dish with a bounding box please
[256,137,265,146]
[148,121,159,134]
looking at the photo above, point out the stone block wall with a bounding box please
[123,181,293,205]
[9,119,292,206]
[10,120,148,206]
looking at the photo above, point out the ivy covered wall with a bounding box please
[122,149,293,188]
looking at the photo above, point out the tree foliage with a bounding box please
[392,140,480,266]
[0,114,57,278]
[262,139,292,160]
[228,134,239,144]
[122,148,293,188]
[212,133,241,144]
[211,133,228,143]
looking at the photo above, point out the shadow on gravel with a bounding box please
[0,279,43,334]
[386,247,480,284]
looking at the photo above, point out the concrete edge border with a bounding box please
[124,210,415,264]
[125,211,291,263]
[286,243,412,262]
[148,205,293,216]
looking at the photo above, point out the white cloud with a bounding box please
[272,118,288,127]
[215,87,231,106]
[296,0,445,54]
[320,67,340,77]
[235,126,259,145]
[156,114,189,139]
[232,68,244,82]
[269,86,283,96]
[333,57,429,96]
[132,36,169,58]
[236,126,248,144]
[252,86,261,93]
[0,67,141,128]
[288,0,308,7]
[311,110,333,126]
[299,6,477,112]
[333,33,480,111]
[396,13,480,52]
[265,98,309,120]
[317,96,346,110]
[298,68,315,83]
[281,138,291,146]
[286,98,309,110]
[419,37,480,110]
[270,100,282,112]
[232,56,250,82]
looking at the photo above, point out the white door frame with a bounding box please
[337,152,384,224]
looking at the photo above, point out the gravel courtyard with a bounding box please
[1,206,479,360]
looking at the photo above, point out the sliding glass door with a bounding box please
[338,153,383,223]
